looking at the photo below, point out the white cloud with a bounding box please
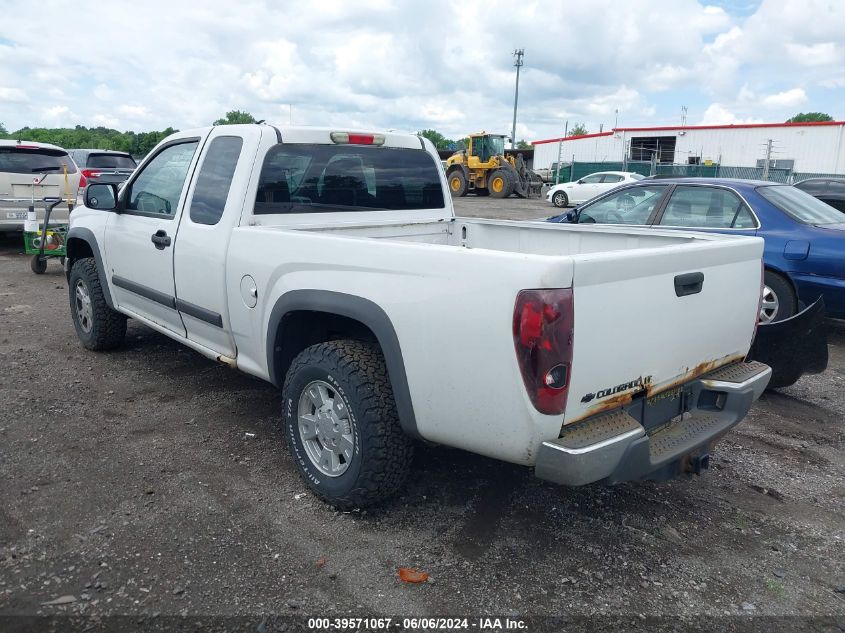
[760,88,807,108]
[0,86,28,102]
[94,84,115,101]
[786,42,840,67]
[0,0,842,138]
[93,114,119,127]
[699,103,763,125]
[117,105,151,119]
[43,105,70,119]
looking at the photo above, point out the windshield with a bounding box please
[630,173,645,180]
[0,148,77,174]
[489,136,505,155]
[757,185,843,225]
[254,144,445,214]
[88,153,136,169]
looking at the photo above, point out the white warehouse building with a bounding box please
[532,120,845,176]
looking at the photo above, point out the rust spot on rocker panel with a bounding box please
[563,353,745,427]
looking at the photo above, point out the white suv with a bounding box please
[0,140,80,231]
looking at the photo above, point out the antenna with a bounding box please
[681,105,688,127]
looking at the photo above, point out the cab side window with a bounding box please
[125,141,198,218]
[189,136,243,226]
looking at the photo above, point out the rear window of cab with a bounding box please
[254,144,445,214]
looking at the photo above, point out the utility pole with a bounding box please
[510,48,524,150]
[762,139,773,180]
[554,120,567,185]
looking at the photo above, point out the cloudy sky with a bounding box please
[0,0,843,142]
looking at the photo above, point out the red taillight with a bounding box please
[348,134,374,144]
[513,288,574,415]
[78,169,102,190]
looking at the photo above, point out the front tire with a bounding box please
[282,340,413,509]
[448,170,468,197]
[551,190,568,208]
[488,169,513,198]
[69,258,127,351]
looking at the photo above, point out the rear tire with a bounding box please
[551,190,568,208]
[69,258,127,351]
[448,170,468,197]
[30,255,47,274]
[488,169,513,198]
[760,271,797,323]
[282,340,413,509]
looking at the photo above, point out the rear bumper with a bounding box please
[534,361,771,486]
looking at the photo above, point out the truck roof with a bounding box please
[180,124,428,150]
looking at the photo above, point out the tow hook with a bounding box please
[686,453,711,475]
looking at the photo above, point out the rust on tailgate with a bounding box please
[563,352,746,427]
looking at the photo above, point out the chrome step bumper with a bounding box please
[534,361,771,486]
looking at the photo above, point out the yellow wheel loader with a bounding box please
[444,132,543,199]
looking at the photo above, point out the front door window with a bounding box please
[124,141,198,217]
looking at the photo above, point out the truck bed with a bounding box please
[286,216,710,255]
[249,217,762,451]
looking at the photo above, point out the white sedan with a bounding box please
[546,171,645,208]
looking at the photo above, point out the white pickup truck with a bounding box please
[65,124,771,508]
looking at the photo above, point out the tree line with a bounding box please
[0,124,178,157]
[0,111,259,158]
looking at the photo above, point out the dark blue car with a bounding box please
[547,178,845,322]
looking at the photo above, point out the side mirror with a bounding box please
[85,183,119,211]
[576,179,585,185]
[565,210,578,223]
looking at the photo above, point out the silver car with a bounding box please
[0,140,80,231]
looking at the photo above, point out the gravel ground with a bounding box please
[1,198,844,631]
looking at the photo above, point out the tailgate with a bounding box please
[564,232,763,426]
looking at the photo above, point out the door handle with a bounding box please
[151,230,171,250]
[674,272,704,297]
